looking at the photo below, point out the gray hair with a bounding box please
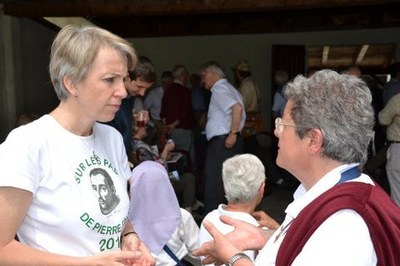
[200,61,226,78]
[49,24,137,101]
[285,69,374,165]
[274,70,289,86]
[222,154,265,204]
[172,65,188,78]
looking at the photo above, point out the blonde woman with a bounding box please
[0,25,154,265]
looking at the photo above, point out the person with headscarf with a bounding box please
[129,161,200,265]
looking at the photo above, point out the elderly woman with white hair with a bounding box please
[198,154,279,265]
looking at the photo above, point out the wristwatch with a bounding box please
[227,252,251,266]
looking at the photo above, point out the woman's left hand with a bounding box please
[121,233,155,266]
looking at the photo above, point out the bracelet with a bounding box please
[120,231,138,246]
[227,252,251,266]
[122,231,137,239]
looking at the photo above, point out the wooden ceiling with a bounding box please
[308,44,397,72]
[1,0,399,72]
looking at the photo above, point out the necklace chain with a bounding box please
[81,131,97,157]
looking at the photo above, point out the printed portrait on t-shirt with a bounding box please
[89,168,120,215]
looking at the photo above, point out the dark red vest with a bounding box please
[276,182,400,266]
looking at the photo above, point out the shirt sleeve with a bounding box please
[213,87,239,113]
[0,126,42,193]
[180,209,200,254]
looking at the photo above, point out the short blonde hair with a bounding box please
[49,24,137,100]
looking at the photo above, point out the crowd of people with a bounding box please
[194,68,400,266]
[1,23,400,266]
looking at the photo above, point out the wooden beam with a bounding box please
[3,0,400,39]
[3,0,399,17]
[322,46,330,65]
[356,44,369,64]
[92,3,400,38]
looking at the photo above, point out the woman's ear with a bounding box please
[307,128,324,155]
[259,181,266,198]
[63,76,78,96]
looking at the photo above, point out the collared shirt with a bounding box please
[173,79,185,86]
[144,86,164,120]
[199,204,258,265]
[379,93,400,142]
[256,164,377,266]
[205,79,245,140]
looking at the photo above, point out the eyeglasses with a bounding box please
[275,117,298,133]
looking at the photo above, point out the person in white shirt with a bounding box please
[193,70,400,266]
[199,154,279,265]
[0,25,154,265]
[200,61,246,214]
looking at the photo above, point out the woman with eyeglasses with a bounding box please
[194,70,400,266]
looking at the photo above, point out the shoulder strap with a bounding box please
[163,245,186,266]
[276,182,400,266]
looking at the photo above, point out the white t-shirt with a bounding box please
[155,208,200,266]
[199,204,259,265]
[256,164,377,266]
[0,115,131,256]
